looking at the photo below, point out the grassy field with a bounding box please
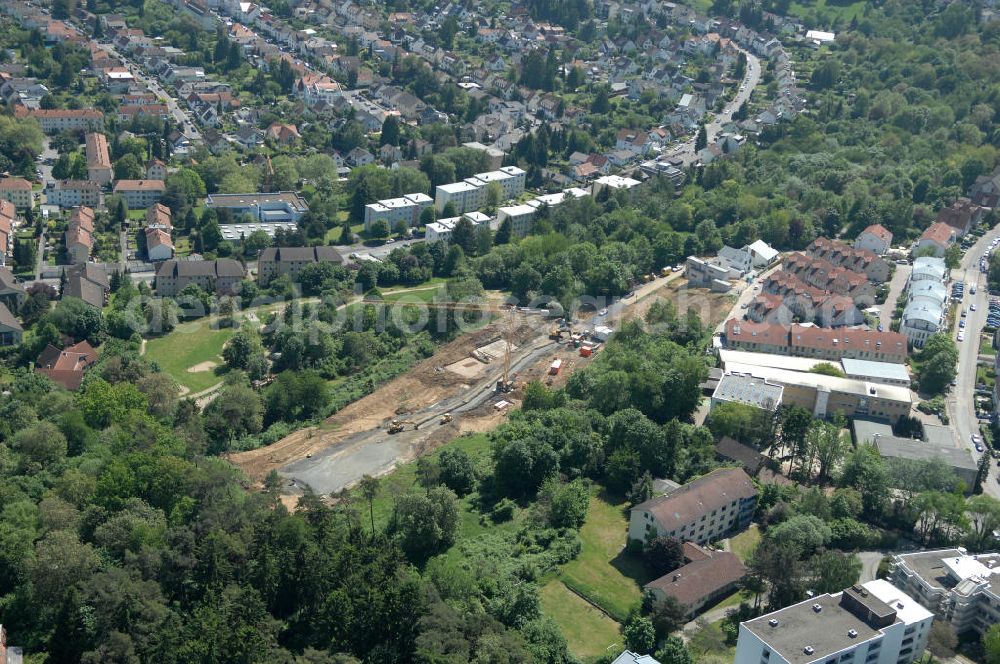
[789,0,866,20]
[144,321,233,393]
[540,581,621,661]
[559,494,650,622]
[981,335,996,356]
[729,524,761,563]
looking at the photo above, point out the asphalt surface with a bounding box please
[660,46,762,167]
[947,226,1000,499]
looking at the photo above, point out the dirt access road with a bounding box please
[228,273,731,496]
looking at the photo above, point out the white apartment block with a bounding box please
[890,548,1000,636]
[497,204,536,237]
[363,192,433,232]
[425,212,495,243]
[434,166,526,213]
[735,581,932,664]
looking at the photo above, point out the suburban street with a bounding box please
[662,46,762,167]
[102,43,202,142]
[947,225,1000,499]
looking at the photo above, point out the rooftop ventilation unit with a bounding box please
[803,646,815,655]
[848,630,858,638]
[812,604,822,613]
[768,619,779,627]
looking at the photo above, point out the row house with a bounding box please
[724,318,909,364]
[807,237,891,284]
[84,132,113,186]
[936,197,986,237]
[117,104,171,123]
[65,206,95,264]
[782,252,875,306]
[0,200,15,265]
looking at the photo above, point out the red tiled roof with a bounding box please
[789,324,907,355]
[860,224,892,243]
[0,178,32,191]
[919,222,955,246]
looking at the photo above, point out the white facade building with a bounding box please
[363,192,433,232]
[497,204,536,237]
[735,581,932,664]
[433,166,526,213]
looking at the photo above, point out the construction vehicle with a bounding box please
[495,307,519,393]
[549,327,564,341]
[440,413,453,425]
[388,419,416,434]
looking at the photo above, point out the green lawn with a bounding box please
[540,581,622,662]
[558,494,650,622]
[981,335,996,356]
[729,524,761,563]
[789,0,867,21]
[144,321,233,393]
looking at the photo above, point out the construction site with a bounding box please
[227,271,734,499]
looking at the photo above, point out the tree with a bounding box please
[984,623,1000,664]
[839,444,890,518]
[359,474,380,536]
[768,514,832,557]
[388,486,459,562]
[649,598,687,641]
[380,115,400,147]
[451,217,476,255]
[437,447,476,496]
[202,383,264,452]
[695,124,708,151]
[13,420,67,467]
[644,536,684,576]
[223,330,263,371]
[623,615,656,654]
[810,551,861,594]
[967,495,1000,552]
[114,153,145,180]
[655,637,692,664]
[928,621,958,659]
[918,333,959,395]
[369,219,390,239]
[537,479,588,529]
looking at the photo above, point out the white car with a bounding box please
[958,332,966,342]
[972,303,978,311]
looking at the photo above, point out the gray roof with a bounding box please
[156,259,246,279]
[65,262,110,288]
[64,274,106,308]
[741,590,891,664]
[840,358,910,383]
[713,373,783,410]
[0,302,22,332]
[873,437,978,472]
[0,266,25,295]
[258,246,342,264]
[902,300,943,325]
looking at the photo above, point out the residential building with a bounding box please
[433,167,526,213]
[63,262,109,309]
[461,141,506,169]
[205,192,309,222]
[914,222,955,258]
[0,267,26,311]
[0,177,33,209]
[35,340,98,390]
[710,372,784,411]
[496,204,536,237]
[645,543,746,619]
[971,166,1000,208]
[146,159,168,181]
[855,223,893,256]
[145,228,174,261]
[146,203,172,229]
[0,200,14,264]
[0,303,22,346]
[734,581,932,664]
[84,132,113,185]
[782,252,875,306]
[363,192,433,232]
[609,652,661,664]
[724,319,909,364]
[46,180,102,208]
[747,239,779,267]
[890,548,1000,636]
[265,122,301,145]
[154,258,246,296]
[113,180,165,208]
[627,468,757,545]
[14,107,103,132]
[936,197,985,238]
[257,246,343,285]
[592,174,641,197]
[902,256,948,348]
[64,206,94,264]
[807,237,890,284]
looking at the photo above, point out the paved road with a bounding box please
[33,231,45,281]
[947,226,1000,499]
[661,46,762,167]
[878,264,910,323]
[857,551,885,584]
[101,43,202,143]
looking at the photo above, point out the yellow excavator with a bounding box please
[388,419,416,434]
[440,413,453,425]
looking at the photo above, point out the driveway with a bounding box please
[877,264,910,323]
